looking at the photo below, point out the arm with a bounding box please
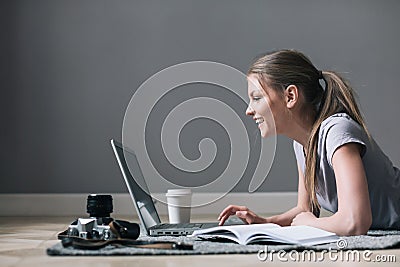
[291,143,372,235]
[218,161,310,226]
[264,161,311,226]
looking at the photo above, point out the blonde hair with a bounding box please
[248,49,369,215]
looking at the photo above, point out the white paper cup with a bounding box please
[166,189,192,223]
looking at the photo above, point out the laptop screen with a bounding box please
[111,140,161,232]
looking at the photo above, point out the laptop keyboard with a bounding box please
[154,223,205,229]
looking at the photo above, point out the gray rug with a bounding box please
[47,229,400,256]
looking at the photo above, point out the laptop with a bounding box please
[111,139,235,236]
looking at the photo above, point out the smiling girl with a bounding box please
[218,50,400,235]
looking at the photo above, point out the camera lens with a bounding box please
[86,194,113,217]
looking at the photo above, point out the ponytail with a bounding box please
[305,71,370,215]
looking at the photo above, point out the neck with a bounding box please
[284,108,315,148]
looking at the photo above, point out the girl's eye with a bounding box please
[253,97,261,101]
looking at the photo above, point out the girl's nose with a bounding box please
[246,105,254,116]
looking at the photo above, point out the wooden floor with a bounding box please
[1,215,399,267]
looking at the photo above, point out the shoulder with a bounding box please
[320,113,367,140]
[320,113,362,132]
[319,113,368,166]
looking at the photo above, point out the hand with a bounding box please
[291,211,317,226]
[217,205,267,226]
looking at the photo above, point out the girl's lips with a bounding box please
[256,118,264,128]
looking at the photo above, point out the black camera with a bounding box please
[62,194,139,240]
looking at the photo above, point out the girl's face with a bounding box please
[246,74,286,138]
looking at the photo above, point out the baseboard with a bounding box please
[0,192,297,217]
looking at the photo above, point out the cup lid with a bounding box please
[166,189,192,196]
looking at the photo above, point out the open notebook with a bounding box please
[190,223,339,246]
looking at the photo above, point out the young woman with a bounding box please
[218,50,400,235]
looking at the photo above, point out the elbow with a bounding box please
[346,223,369,236]
[343,215,372,236]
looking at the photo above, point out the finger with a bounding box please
[218,205,239,219]
[219,207,242,225]
[218,212,234,225]
[218,214,231,226]
[218,205,240,220]
[217,210,230,221]
[235,211,251,224]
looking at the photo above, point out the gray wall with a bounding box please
[1,0,399,194]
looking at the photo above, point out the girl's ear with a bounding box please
[285,85,299,109]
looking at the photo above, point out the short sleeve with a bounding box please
[325,119,367,167]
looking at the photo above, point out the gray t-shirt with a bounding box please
[293,113,400,229]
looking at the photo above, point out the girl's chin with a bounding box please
[260,127,275,138]
[260,130,267,138]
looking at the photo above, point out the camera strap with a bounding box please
[60,236,193,250]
